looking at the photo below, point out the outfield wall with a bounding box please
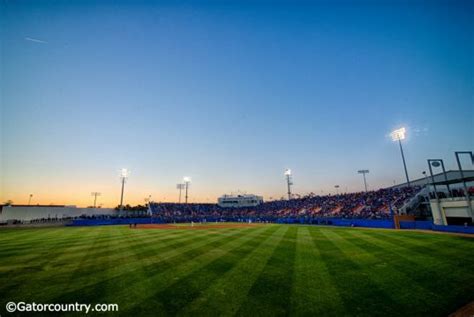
[69,218,164,226]
[399,221,433,230]
[432,224,474,234]
[66,216,474,234]
[275,217,395,228]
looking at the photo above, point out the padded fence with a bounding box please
[399,221,433,230]
[276,217,395,229]
[68,218,166,226]
[432,224,474,234]
[68,217,473,234]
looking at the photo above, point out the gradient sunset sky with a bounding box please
[1,0,473,207]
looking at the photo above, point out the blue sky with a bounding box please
[1,0,473,206]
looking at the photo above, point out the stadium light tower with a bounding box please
[176,183,185,203]
[284,169,293,200]
[119,168,130,211]
[334,185,340,195]
[357,170,369,192]
[144,194,152,205]
[391,127,411,187]
[183,177,191,204]
[28,194,33,206]
[91,192,101,208]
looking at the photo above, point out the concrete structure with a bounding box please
[0,205,116,222]
[218,194,263,208]
[430,198,474,225]
[389,170,474,189]
[388,170,474,223]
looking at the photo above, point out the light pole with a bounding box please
[144,195,152,205]
[422,171,429,187]
[334,185,340,195]
[427,159,451,198]
[455,151,474,217]
[357,170,369,192]
[183,177,191,204]
[119,168,130,211]
[284,169,293,200]
[28,194,33,206]
[91,192,101,208]
[391,127,411,187]
[176,183,185,203]
[427,159,450,225]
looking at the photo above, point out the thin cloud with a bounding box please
[25,37,48,44]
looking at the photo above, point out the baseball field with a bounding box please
[0,223,473,316]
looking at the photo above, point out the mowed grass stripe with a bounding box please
[1,227,104,303]
[387,230,474,252]
[290,226,346,316]
[0,228,97,277]
[53,227,255,304]
[0,227,88,246]
[235,226,298,317]
[53,225,233,283]
[149,226,282,316]
[327,229,447,316]
[112,225,278,312]
[351,230,474,316]
[70,227,227,268]
[311,228,399,317]
[0,227,95,259]
[178,225,289,316]
[353,229,474,281]
[12,227,133,303]
[43,227,186,259]
[363,230,474,268]
[0,228,85,266]
[81,226,221,256]
[106,227,259,302]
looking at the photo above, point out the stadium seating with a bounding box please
[148,187,420,222]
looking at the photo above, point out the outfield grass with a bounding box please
[0,224,473,316]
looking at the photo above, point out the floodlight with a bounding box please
[284,169,293,200]
[120,168,130,178]
[91,192,101,208]
[183,177,191,203]
[119,168,130,211]
[390,127,410,186]
[390,127,406,141]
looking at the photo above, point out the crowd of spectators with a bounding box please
[149,186,420,222]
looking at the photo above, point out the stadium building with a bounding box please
[217,194,263,208]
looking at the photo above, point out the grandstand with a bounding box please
[148,187,419,222]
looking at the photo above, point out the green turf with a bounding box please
[0,224,473,316]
